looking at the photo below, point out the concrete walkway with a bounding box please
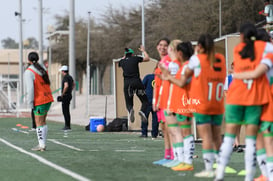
[47,94,115,126]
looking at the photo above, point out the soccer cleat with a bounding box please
[237,169,246,176]
[213,164,237,173]
[193,155,199,159]
[236,146,244,153]
[139,135,147,138]
[129,109,135,123]
[29,128,36,132]
[194,170,215,178]
[162,159,181,167]
[31,145,46,152]
[214,179,224,181]
[152,159,172,165]
[62,127,71,131]
[138,111,147,122]
[171,163,194,171]
[254,174,268,181]
[213,163,217,169]
[233,145,238,152]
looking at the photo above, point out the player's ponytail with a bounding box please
[198,34,215,67]
[239,23,257,61]
[28,52,51,85]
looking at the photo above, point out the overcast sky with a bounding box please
[0,0,143,48]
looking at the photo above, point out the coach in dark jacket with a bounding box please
[118,46,150,124]
[140,73,159,138]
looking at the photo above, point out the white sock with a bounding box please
[215,134,235,180]
[184,135,194,164]
[202,150,214,171]
[173,142,184,162]
[257,149,268,177]
[172,146,178,160]
[244,137,257,181]
[43,125,48,146]
[266,157,273,181]
[214,150,219,163]
[36,125,46,148]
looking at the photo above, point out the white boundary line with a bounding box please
[114,139,137,142]
[0,138,91,181]
[11,128,29,134]
[115,150,145,152]
[48,139,83,151]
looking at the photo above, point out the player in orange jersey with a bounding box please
[215,23,272,181]
[159,39,183,168]
[189,34,226,178]
[24,52,54,151]
[162,34,226,177]
[160,41,195,171]
[231,29,273,181]
[152,38,175,165]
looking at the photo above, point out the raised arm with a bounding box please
[139,45,150,62]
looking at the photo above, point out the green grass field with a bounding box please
[0,118,259,181]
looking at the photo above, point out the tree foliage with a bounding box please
[1,37,39,49]
[1,37,19,49]
[24,37,39,49]
[95,0,264,60]
[49,0,265,94]
[51,13,89,94]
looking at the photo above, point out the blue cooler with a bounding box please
[90,117,106,132]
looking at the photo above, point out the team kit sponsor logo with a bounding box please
[175,94,200,113]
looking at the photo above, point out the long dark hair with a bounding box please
[28,52,50,85]
[156,37,170,46]
[177,41,194,61]
[198,34,215,67]
[257,28,271,42]
[239,23,257,61]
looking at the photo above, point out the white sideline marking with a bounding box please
[114,139,136,142]
[115,150,145,152]
[48,139,83,151]
[11,128,29,134]
[0,138,91,181]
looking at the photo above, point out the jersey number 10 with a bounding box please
[208,82,224,101]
